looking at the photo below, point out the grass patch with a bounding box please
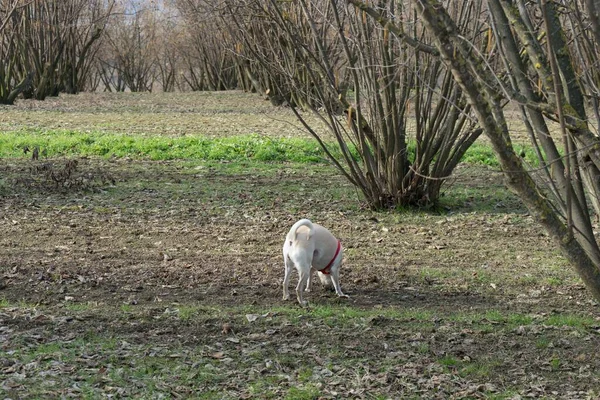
[536,336,551,349]
[462,142,539,167]
[285,385,321,400]
[177,305,200,321]
[544,314,596,328]
[0,130,359,163]
[0,127,543,169]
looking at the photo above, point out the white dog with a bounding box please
[283,219,348,306]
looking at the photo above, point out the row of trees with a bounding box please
[0,0,117,103]
[0,0,245,103]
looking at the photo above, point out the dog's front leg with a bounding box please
[331,268,349,299]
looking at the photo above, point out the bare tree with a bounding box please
[0,0,33,104]
[213,0,484,208]
[98,0,158,92]
[348,0,600,300]
[175,0,244,91]
[61,0,114,94]
[154,5,181,92]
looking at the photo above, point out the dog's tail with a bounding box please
[287,218,314,242]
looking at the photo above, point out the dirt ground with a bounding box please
[1,92,599,398]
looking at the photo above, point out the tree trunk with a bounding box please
[411,0,600,301]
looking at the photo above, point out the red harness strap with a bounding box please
[319,240,341,275]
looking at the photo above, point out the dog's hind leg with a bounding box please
[296,266,310,306]
[305,268,315,292]
[282,255,293,301]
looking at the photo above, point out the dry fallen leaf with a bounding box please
[245,314,259,323]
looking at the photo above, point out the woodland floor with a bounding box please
[0,92,599,399]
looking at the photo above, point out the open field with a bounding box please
[1,92,599,399]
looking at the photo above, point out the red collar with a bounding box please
[319,240,341,275]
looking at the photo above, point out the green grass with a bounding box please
[545,314,596,328]
[285,385,321,400]
[550,357,561,371]
[0,130,359,163]
[177,305,200,320]
[0,127,543,168]
[462,142,540,167]
[536,336,551,349]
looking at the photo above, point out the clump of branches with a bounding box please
[14,157,116,192]
[210,0,487,208]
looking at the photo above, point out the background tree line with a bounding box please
[0,0,244,103]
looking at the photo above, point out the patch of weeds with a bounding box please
[310,305,362,320]
[438,355,460,369]
[284,385,321,400]
[516,274,539,286]
[544,314,596,329]
[484,310,504,322]
[417,342,430,354]
[550,356,561,371]
[506,313,533,326]
[370,395,391,400]
[440,183,524,214]
[546,276,563,286]
[297,367,314,383]
[276,353,300,370]
[536,336,551,349]
[474,270,495,285]
[248,380,278,398]
[400,308,435,321]
[0,298,9,308]
[33,341,63,356]
[485,391,520,400]
[461,143,498,166]
[196,391,226,400]
[418,267,453,283]
[438,355,501,378]
[459,358,502,379]
[120,304,134,313]
[177,305,199,321]
[17,299,38,309]
[448,310,534,332]
[0,131,361,163]
[461,143,538,168]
